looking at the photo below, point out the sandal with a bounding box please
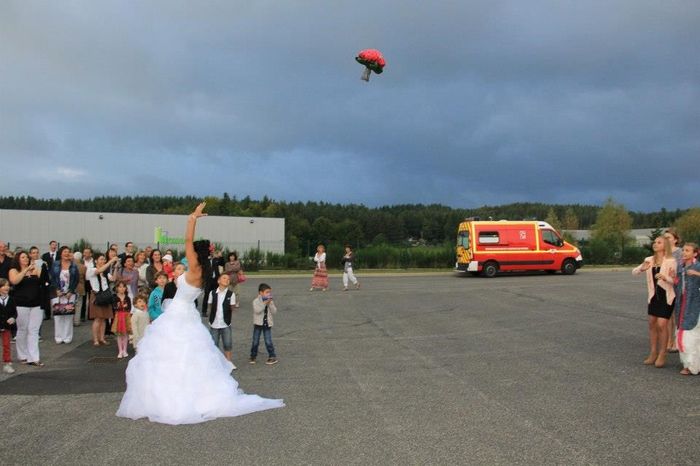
[27,361,44,367]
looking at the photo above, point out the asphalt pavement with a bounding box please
[1,270,699,465]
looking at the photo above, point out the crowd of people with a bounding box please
[633,228,700,375]
[0,239,250,372]
[0,235,364,376]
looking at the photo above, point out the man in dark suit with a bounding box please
[0,241,11,280]
[200,246,223,317]
[41,240,59,267]
[118,241,135,266]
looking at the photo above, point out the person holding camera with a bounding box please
[249,283,278,365]
[87,253,120,346]
[9,251,43,366]
[341,245,360,291]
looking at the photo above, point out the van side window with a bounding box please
[542,229,562,247]
[478,231,500,244]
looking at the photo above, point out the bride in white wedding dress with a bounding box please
[116,202,284,424]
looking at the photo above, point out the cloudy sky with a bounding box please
[1,1,698,212]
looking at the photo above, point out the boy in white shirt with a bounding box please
[208,273,237,368]
[130,294,150,352]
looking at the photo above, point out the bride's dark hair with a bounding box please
[192,239,212,287]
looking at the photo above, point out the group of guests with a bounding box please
[633,228,700,375]
[0,239,247,371]
[309,244,360,292]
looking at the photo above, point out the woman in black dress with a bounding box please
[633,236,677,368]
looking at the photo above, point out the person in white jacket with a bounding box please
[341,245,360,291]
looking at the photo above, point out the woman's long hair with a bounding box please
[193,240,212,288]
[10,251,29,272]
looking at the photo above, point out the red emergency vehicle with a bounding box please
[455,219,583,277]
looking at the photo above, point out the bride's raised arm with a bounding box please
[184,202,208,287]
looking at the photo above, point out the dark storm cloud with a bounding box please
[0,0,698,211]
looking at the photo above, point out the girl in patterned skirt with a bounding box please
[310,244,328,291]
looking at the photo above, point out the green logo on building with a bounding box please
[154,227,186,245]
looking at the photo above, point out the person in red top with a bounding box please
[162,254,175,281]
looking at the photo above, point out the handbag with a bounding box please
[237,271,247,283]
[94,272,114,306]
[52,295,76,315]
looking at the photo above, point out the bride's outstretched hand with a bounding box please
[191,202,208,219]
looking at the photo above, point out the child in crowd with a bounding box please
[112,281,132,358]
[250,283,278,365]
[162,254,174,281]
[161,262,186,311]
[0,278,17,374]
[148,272,168,321]
[130,294,150,352]
[208,273,237,368]
[675,243,700,375]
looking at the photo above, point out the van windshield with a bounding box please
[457,231,470,249]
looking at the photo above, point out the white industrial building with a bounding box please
[564,228,661,247]
[0,209,285,254]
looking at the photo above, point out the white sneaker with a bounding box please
[3,364,15,374]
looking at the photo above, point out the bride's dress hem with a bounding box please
[115,275,284,425]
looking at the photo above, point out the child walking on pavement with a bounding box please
[250,283,278,366]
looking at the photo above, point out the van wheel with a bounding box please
[561,259,577,275]
[482,261,498,278]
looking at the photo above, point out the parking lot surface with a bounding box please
[1,270,698,465]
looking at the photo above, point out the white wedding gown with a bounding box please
[116,274,284,424]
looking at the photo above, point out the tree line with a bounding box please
[1,195,698,266]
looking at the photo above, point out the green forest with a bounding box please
[1,195,697,268]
